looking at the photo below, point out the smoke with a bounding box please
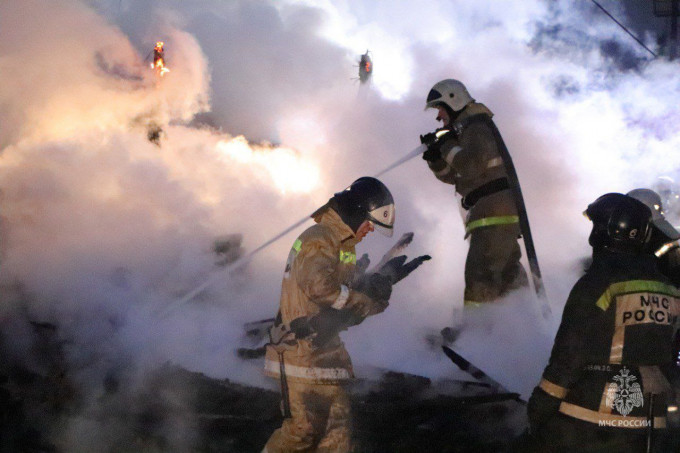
[1,0,679,449]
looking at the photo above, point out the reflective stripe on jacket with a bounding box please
[539,250,680,427]
[264,207,388,384]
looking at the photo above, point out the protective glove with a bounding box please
[420,131,446,162]
[355,253,370,275]
[307,308,358,347]
[527,386,561,435]
[419,132,437,146]
[422,147,441,162]
[355,272,392,302]
[378,255,432,284]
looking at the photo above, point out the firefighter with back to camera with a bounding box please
[526,193,680,452]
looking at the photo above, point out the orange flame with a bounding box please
[151,41,170,77]
[153,58,170,77]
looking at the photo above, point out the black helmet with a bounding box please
[332,177,395,237]
[585,193,652,252]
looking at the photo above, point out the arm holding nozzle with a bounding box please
[420,129,451,162]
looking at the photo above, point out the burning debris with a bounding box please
[358,50,372,84]
[151,41,170,77]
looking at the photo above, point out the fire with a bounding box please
[216,137,320,195]
[151,41,170,77]
[365,61,371,73]
[152,58,170,77]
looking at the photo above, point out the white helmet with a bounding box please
[626,188,680,241]
[425,79,474,112]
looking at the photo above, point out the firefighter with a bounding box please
[422,79,527,312]
[262,177,428,453]
[627,188,680,286]
[654,176,680,226]
[527,193,680,453]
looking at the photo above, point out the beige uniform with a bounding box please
[426,103,527,305]
[263,207,388,453]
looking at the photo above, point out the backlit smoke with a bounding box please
[1,0,678,449]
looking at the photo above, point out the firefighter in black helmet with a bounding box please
[262,177,429,453]
[526,193,680,453]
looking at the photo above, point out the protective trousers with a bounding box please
[263,381,351,453]
[464,223,527,305]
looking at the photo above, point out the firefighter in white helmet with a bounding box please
[262,177,429,453]
[422,79,528,315]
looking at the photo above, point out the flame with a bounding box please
[152,41,170,77]
[153,58,170,77]
[216,137,320,195]
[365,61,371,72]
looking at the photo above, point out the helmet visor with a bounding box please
[367,203,395,237]
[425,88,443,110]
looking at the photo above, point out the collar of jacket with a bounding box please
[449,102,494,127]
[591,248,658,271]
[312,204,360,248]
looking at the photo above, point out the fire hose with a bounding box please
[159,144,428,318]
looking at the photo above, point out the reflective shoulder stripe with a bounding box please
[559,401,667,429]
[292,238,302,254]
[595,280,679,311]
[331,285,350,309]
[465,215,519,234]
[339,250,356,265]
[539,378,569,399]
[264,358,352,381]
[442,145,462,166]
[486,157,503,168]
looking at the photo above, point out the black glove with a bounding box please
[527,387,561,435]
[420,131,445,162]
[307,308,358,348]
[422,147,441,162]
[355,253,370,275]
[378,255,432,284]
[419,132,437,146]
[355,272,392,301]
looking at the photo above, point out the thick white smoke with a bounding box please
[1,0,679,448]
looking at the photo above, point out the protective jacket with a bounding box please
[426,102,518,235]
[264,207,389,384]
[531,249,680,430]
[648,228,680,286]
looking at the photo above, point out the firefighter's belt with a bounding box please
[461,177,510,210]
